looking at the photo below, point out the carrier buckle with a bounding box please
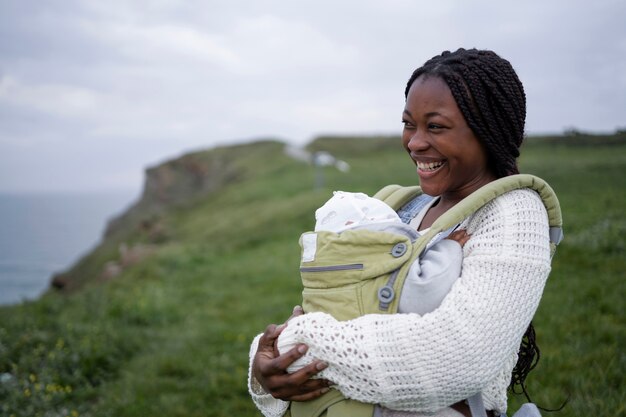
[378,285,395,310]
[390,242,407,257]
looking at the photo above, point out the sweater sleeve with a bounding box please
[276,189,552,412]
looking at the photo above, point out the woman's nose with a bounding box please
[406,129,428,152]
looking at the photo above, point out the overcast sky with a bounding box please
[1,0,625,194]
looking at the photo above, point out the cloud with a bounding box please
[0,76,98,119]
[226,14,360,75]
[0,0,625,192]
[79,20,240,69]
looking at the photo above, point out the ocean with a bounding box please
[0,191,137,306]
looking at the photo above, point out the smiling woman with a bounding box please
[248,48,559,417]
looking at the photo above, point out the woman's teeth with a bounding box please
[417,161,444,171]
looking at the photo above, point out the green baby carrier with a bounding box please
[288,174,563,417]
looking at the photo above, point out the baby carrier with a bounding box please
[289,174,563,417]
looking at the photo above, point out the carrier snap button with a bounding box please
[378,286,395,303]
[391,242,407,257]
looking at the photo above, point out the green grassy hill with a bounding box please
[1,133,624,417]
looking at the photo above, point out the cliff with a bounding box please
[50,139,291,291]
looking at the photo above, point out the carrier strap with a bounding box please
[376,174,562,230]
[290,388,374,417]
[550,226,564,245]
[467,393,488,417]
[428,174,562,235]
[378,174,563,268]
[373,184,422,211]
[378,269,399,310]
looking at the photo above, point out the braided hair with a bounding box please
[405,48,538,397]
[404,48,526,179]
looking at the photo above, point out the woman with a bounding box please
[248,48,555,417]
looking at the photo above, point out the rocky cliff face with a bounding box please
[104,150,241,238]
[51,139,285,291]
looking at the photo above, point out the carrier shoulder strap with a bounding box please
[376,174,563,255]
[426,174,563,257]
[430,174,562,239]
[373,184,423,211]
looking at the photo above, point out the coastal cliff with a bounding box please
[50,139,291,291]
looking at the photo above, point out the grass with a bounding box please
[0,133,624,417]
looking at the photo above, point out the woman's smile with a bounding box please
[416,159,446,172]
[416,159,446,179]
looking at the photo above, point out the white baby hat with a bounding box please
[314,191,401,232]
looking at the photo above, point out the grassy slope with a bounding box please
[1,135,624,417]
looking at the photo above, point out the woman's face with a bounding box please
[402,75,495,200]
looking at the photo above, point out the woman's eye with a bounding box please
[402,120,415,128]
[428,123,443,130]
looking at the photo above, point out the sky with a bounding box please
[1,0,625,195]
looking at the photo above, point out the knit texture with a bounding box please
[249,189,552,416]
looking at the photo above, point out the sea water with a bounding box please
[0,191,137,306]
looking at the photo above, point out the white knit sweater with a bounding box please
[248,189,552,416]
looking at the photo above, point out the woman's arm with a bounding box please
[276,189,552,412]
[247,309,331,417]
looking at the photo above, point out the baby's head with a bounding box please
[315,191,400,232]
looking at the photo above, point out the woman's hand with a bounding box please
[252,306,332,401]
[446,229,471,246]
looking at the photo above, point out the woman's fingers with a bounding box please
[266,306,303,356]
[270,361,332,401]
[270,343,310,372]
[288,356,329,384]
[254,339,332,401]
[257,323,283,354]
[447,229,471,246]
[288,384,332,402]
[287,305,304,322]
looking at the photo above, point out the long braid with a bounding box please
[405,48,538,394]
